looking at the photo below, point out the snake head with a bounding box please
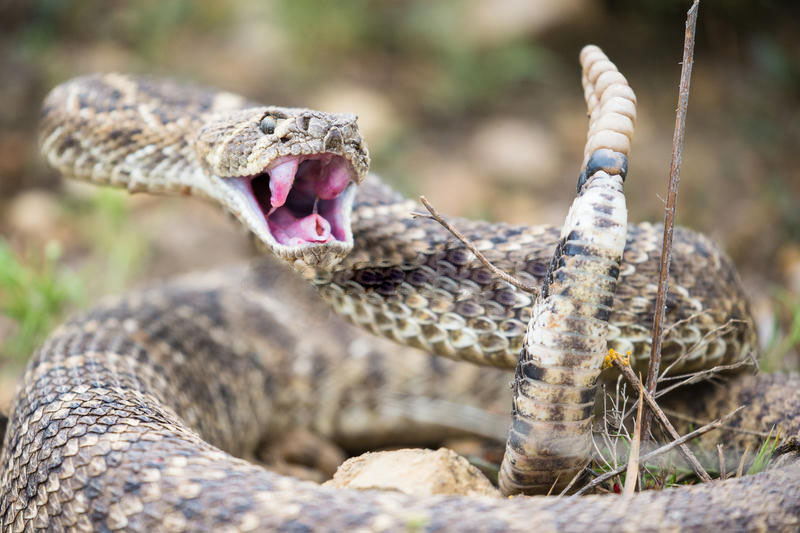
[195,106,370,269]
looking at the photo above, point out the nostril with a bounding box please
[323,127,343,152]
[279,134,291,143]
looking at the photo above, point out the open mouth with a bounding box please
[236,153,355,247]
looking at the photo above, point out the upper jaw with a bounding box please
[216,151,359,269]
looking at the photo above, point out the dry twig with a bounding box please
[546,475,561,497]
[412,196,538,294]
[717,444,727,480]
[655,360,751,398]
[573,405,743,496]
[609,352,712,482]
[643,0,700,437]
[620,355,751,425]
[558,466,588,498]
[658,318,749,379]
[661,408,772,440]
[623,379,645,495]
[736,446,751,478]
[604,379,629,465]
[582,381,628,497]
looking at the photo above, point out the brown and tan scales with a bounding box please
[2,46,799,531]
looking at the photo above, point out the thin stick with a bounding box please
[642,0,700,437]
[620,359,744,432]
[655,361,751,398]
[736,445,751,478]
[557,465,590,498]
[661,408,773,440]
[546,474,561,496]
[659,319,746,380]
[602,383,622,471]
[611,355,712,482]
[589,435,612,482]
[413,196,539,294]
[717,444,727,480]
[659,359,749,382]
[573,405,743,496]
[623,377,645,495]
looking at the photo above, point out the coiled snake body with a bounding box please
[2,47,799,531]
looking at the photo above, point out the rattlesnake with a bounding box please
[2,46,799,531]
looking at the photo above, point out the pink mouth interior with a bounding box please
[247,154,352,246]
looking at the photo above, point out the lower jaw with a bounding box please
[265,181,355,247]
[219,167,357,263]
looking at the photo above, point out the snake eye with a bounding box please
[259,115,276,135]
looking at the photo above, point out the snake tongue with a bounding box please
[268,208,333,245]
[268,158,299,209]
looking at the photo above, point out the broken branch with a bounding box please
[573,405,743,496]
[643,0,700,437]
[610,352,712,482]
[413,196,539,295]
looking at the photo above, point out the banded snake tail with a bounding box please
[2,45,800,531]
[499,47,633,495]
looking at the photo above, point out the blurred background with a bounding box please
[1,0,799,412]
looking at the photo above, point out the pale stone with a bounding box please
[324,447,500,498]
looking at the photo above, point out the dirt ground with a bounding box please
[1,1,799,411]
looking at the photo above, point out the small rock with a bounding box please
[324,447,500,497]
